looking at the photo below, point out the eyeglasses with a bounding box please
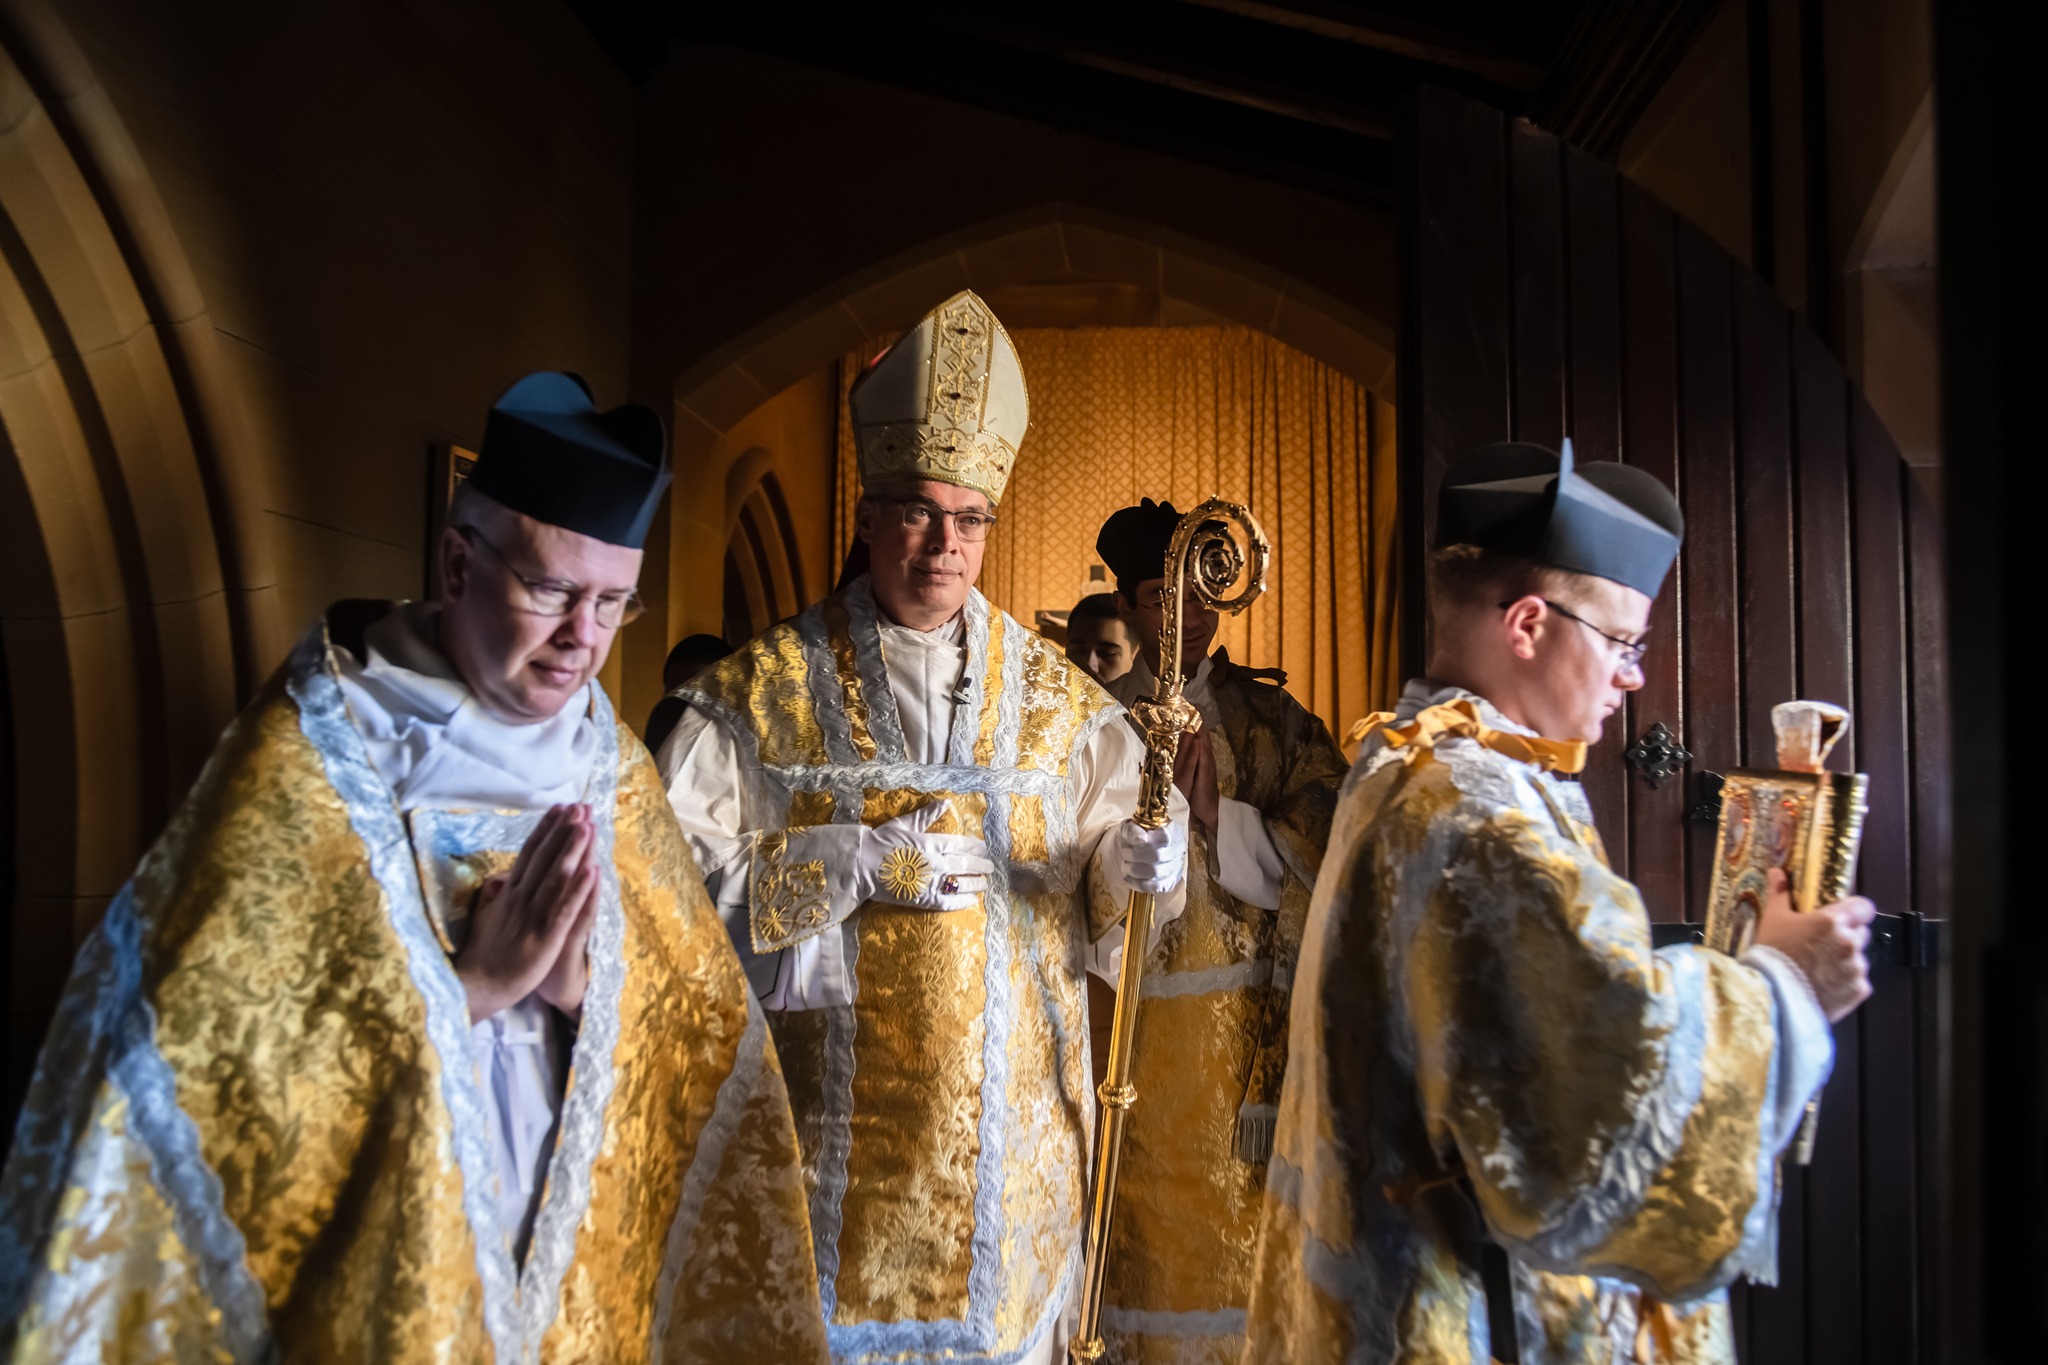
[459,524,644,628]
[1500,597,1649,670]
[871,495,999,542]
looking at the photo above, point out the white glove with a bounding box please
[1115,818,1187,896]
[857,803,996,911]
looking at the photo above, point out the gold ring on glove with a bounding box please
[879,847,933,900]
[939,873,962,897]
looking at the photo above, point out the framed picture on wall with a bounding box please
[426,444,477,597]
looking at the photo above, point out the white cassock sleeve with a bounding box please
[658,706,853,1010]
[1211,796,1286,910]
[663,699,1189,1008]
[1079,717,1190,979]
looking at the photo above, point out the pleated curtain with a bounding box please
[836,325,1400,740]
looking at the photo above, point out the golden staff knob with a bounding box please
[1070,498,1269,1364]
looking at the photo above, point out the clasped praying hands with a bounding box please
[455,803,602,1022]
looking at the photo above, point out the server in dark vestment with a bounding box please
[1244,442,1876,1365]
[1084,498,1347,1364]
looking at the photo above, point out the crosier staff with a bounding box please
[1070,498,1269,1365]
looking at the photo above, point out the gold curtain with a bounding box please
[835,326,1400,739]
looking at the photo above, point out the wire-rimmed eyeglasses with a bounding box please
[1500,596,1649,670]
[870,495,999,542]
[459,524,644,628]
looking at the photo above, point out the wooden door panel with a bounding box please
[1406,88,1510,552]
[1617,179,1687,922]
[1849,404,1918,1365]
[1787,325,1869,1365]
[1675,222,1742,925]
[1510,120,1568,445]
[1563,143,1632,858]
[1402,83,1944,1363]
[1902,476,1946,1365]
[1732,272,1800,768]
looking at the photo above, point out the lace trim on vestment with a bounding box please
[796,600,859,768]
[287,628,525,1360]
[949,590,992,768]
[515,692,625,1353]
[651,995,769,1347]
[843,577,909,761]
[24,888,278,1365]
[963,603,1020,1350]
[818,598,1027,1361]
[291,625,627,1364]
[1140,958,1274,999]
[0,901,126,1333]
[106,890,276,1362]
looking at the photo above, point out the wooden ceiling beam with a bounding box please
[1529,0,1725,158]
[679,9,1396,203]
[1170,0,1551,92]
[1047,48,1391,138]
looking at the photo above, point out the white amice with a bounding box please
[335,601,592,1256]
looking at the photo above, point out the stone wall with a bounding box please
[65,0,636,649]
[0,0,633,1114]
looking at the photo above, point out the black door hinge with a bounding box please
[1651,912,1941,967]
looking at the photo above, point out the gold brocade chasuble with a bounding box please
[680,578,1124,1365]
[1099,655,1344,1365]
[0,610,826,1364]
[1244,689,1834,1365]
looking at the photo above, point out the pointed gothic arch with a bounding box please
[0,0,279,1111]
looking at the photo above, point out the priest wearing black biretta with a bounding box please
[1243,440,1875,1365]
[0,374,828,1362]
[1082,496,1346,1364]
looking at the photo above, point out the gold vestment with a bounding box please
[1245,685,1834,1365]
[681,579,1124,1364]
[0,609,826,1363]
[1098,655,1344,1364]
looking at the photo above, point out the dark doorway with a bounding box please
[1400,85,1947,1363]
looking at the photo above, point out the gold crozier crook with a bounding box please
[1069,499,1270,1364]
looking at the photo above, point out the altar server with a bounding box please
[1081,498,1346,1363]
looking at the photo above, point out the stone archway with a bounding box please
[720,455,805,641]
[0,0,276,1101]
[628,205,1399,711]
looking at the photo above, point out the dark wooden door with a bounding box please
[1398,86,1947,1364]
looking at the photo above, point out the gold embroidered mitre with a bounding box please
[851,289,1029,505]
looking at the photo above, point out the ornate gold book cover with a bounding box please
[1700,701,1870,956]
